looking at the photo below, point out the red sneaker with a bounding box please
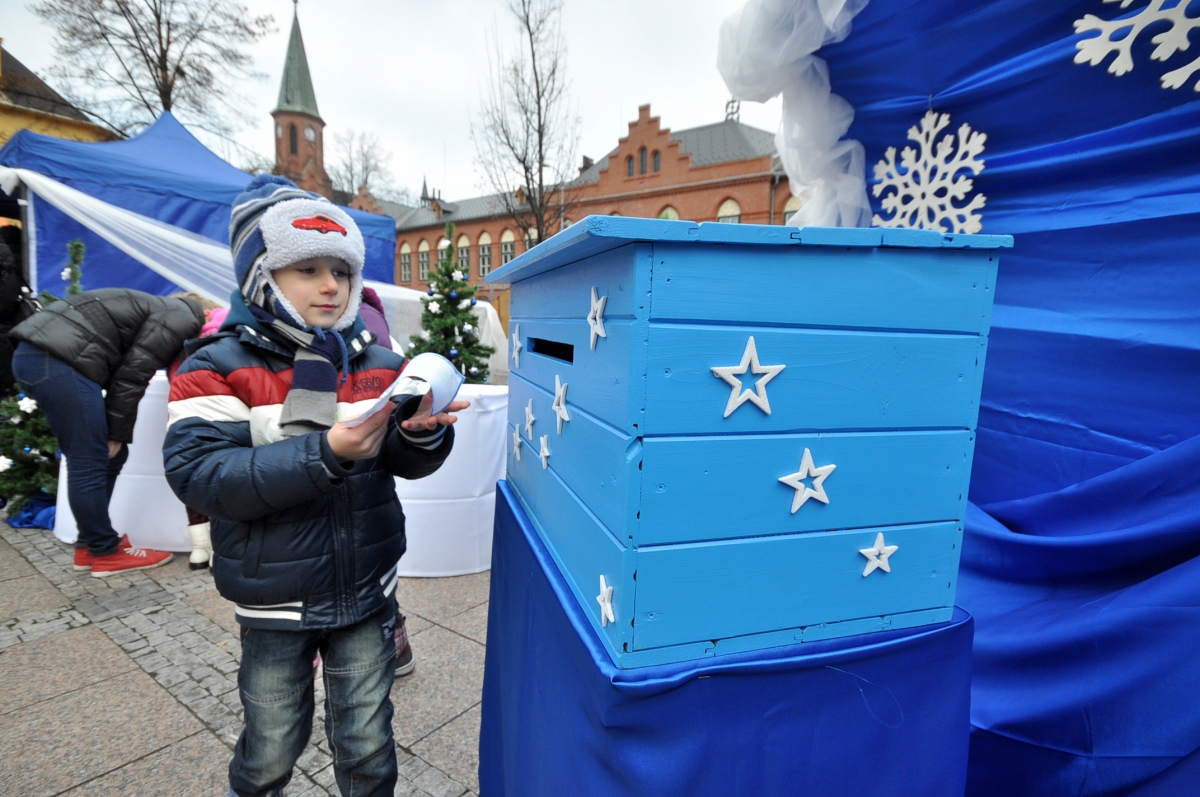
[91,546,173,578]
[73,534,132,571]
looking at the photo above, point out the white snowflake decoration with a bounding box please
[60,267,72,281]
[1075,1,1200,91]
[427,301,441,314]
[18,396,38,414]
[0,456,11,472]
[872,110,988,234]
[451,270,464,281]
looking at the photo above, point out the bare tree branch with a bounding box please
[472,0,581,243]
[327,129,413,205]
[31,0,275,138]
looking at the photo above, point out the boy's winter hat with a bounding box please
[229,174,365,331]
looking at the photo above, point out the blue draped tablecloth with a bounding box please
[479,481,975,797]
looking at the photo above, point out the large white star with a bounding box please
[587,287,607,350]
[551,375,570,434]
[711,336,786,418]
[539,435,551,470]
[777,447,836,513]
[596,575,615,626]
[512,428,522,461]
[524,399,536,440]
[511,324,522,369]
[859,532,899,577]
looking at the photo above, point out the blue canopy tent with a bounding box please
[0,112,396,296]
[773,2,1200,794]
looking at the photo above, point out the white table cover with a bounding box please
[56,374,510,574]
[394,383,508,577]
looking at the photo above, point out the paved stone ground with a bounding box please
[0,520,489,796]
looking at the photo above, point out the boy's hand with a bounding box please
[326,405,393,461]
[400,391,471,432]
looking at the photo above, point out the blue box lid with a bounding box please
[485,215,1014,285]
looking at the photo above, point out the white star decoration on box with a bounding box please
[711,336,786,418]
[511,324,522,368]
[596,575,615,626]
[512,428,522,461]
[587,287,607,350]
[551,375,570,434]
[859,532,899,577]
[524,399,536,440]
[539,435,551,469]
[778,448,836,513]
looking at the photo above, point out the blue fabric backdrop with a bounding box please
[816,2,1200,793]
[0,113,396,294]
[481,481,976,797]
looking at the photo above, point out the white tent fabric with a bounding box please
[0,165,510,383]
[717,0,872,228]
[0,166,236,303]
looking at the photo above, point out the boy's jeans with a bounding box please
[11,342,128,555]
[229,604,398,797]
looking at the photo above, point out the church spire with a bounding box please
[274,2,321,121]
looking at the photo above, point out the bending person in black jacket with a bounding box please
[10,288,203,576]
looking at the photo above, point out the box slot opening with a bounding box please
[529,337,574,363]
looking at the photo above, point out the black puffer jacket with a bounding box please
[10,289,203,443]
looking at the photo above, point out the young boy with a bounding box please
[163,175,466,797]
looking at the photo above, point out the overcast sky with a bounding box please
[2,0,781,203]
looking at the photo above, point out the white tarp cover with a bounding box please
[717,0,872,228]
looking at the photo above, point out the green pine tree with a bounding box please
[0,393,60,513]
[407,222,495,384]
[40,238,84,305]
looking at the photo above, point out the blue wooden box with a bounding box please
[486,216,1010,668]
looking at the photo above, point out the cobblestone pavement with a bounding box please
[0,520,488,797]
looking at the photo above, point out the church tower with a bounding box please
[271,2,333,198]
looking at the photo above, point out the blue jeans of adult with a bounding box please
[229,603,398,797]
[11,342,128,556]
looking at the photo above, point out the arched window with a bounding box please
[478,232,493,277]
[609,211,621,216]
[417,240,431,281]
[288,123,298,156]
[500,229,516,265]
[717,198,742,223]
[524,228,539,251]
[457,234,471,273]
[639,147,647,175]
[653,151,661,172]
[783,195,803,224]
[626,156,634,177]
[562,217,574,230]
[658,206,680,221]
[399,242,412,283]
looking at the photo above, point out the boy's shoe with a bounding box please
[73,534,132,571]
[186,521,212,570]
[91,546,173,578]
[395,613,415,678]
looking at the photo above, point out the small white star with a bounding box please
[512,428,522,461]
[524,399,536,440]
[511,324,522,368]
[778,447,836,513]
[596,575,615,626]
[711,336,786,418]
[539,435,551,469]
[587,287,607,350]
[551,375,570,434]
[859,532,899,577]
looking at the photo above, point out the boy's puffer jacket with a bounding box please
[162,302,452,630]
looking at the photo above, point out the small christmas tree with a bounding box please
[0,392,59,512]
[408,222,495,384]
[40,238,85,304]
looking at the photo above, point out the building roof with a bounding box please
[0,46,93,123]
[273,9,321,120]
[671,119,776,166]
[393,118,777,233]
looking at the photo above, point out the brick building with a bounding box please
[378,104,802,322]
